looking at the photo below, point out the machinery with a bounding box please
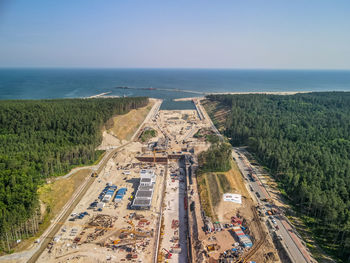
[162,248,172,259]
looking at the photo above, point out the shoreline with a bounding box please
[173,91,311,101]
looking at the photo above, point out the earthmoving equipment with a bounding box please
[207,244,220,252]
[162,248,172,259]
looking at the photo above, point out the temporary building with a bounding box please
[97,202,105,209]
[116,188,127,196]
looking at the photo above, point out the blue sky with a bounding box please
[0,0,350,69]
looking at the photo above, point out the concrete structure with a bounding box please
[132,198,152,209]
[131,169,156,210]
[135,190,153,199]
[140,177,153,187]
[140,169,156,183]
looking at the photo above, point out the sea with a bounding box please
[1,68,350,109]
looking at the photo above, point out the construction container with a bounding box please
[233,226,253,248]
[114,196,123,203]
[97,202,105,209]
[116,188,127,196]
[103,195,112,202]
[232,226,241,231]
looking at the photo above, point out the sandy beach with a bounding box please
[173,91,311,101]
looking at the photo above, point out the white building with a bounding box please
[140,169,156,184]
[132,170,156,210]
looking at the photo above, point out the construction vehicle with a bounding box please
[126,253,138,259]
[207,244,219,252]
[162,248,172,259]
[262,197,274,204]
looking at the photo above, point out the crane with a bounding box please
[152,148,166,166]
[124,219,151,254]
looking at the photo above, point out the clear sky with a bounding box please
[0,0,350,69]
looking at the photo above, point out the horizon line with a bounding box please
[1,67,350,71]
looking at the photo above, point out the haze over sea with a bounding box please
[1,68,350,109]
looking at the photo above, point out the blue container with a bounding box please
[116,188,127,196]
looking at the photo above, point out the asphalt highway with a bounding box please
[232,147,312,263]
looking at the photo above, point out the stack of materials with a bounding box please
[232,226,253,248]
[86,214,118,244]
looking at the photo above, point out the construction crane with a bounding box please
[124,219,151,256]
[152,148,166,166]
[125,220,137,253]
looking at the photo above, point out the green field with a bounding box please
[140,128,157,142]
[217,173,231,193]
[206,173,221,207]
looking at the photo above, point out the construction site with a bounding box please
[33,97,282,263]
[36,141,166,262]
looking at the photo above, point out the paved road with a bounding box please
[197,98,313,263]
[195,99,223,140]
[130,98,163,141]
[232,148,312,263]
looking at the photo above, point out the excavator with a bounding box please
[162,248,172,259]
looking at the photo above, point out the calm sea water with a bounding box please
[1,68,350,109]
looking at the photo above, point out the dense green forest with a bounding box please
[0,97,148,249]
[206,92,350,262]
[198,141,232,172]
